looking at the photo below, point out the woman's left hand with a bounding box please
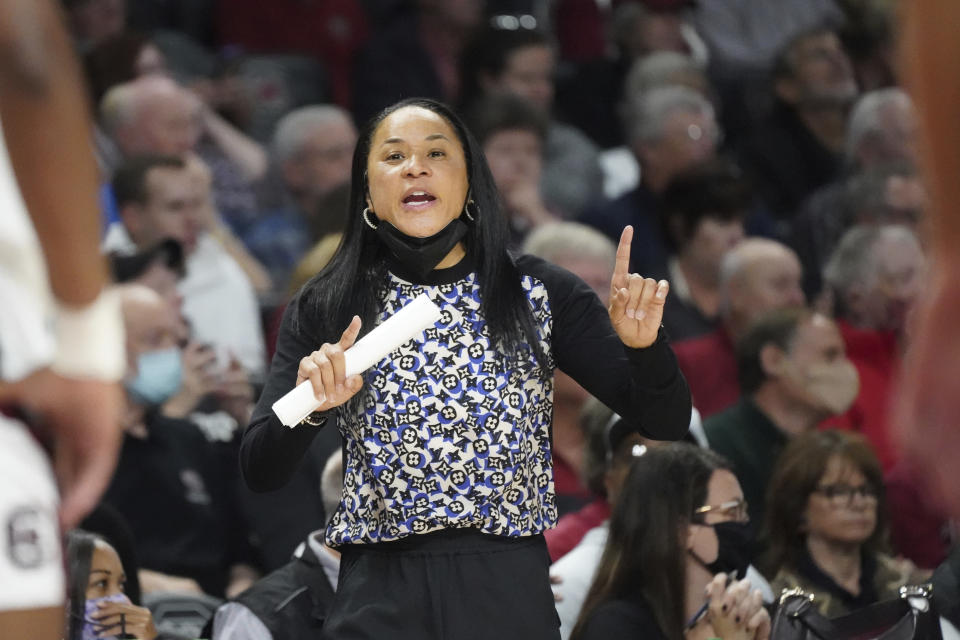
[90,600,158,639]
[608,226,669,349]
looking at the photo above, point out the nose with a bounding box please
[404,153,431,178]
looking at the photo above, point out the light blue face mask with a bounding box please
[126,347,183,405]
[80,593,130,640]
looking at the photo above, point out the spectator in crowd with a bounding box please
[109,238,187,335]
[674,238,805,417]
[104,154,267,377]
[789,88,922,297]
[103,284,258,598]
[571,443,769,640]
[821,225,925,470]
[581,86,720,276]
[556,3,706,150]
[65,530,158,640]
[522,223,617,515]
[656,159,750,340]
[600,52,712,200]
[210,451,344,639]
[246,105,357,290]
[459,26,604,218]
[762,430,926,616]
[551,401,657,637]
[466,94,558,246]
[84,32,170,108]
[352,0,483,124]
[705,308,859,526]
[739,27,859,224]
[100,75,267,236]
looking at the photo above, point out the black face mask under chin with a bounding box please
[688,520,756,579]
[375,217,469,279]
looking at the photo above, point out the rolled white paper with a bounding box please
[272,294,443,427]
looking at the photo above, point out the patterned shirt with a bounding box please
[242,253,691,546]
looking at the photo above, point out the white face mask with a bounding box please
[782,359,860,415]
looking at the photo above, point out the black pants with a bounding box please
[321,529,561,640]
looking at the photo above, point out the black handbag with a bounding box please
[771,584,943,640]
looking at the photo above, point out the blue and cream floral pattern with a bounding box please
[327,272,558,545]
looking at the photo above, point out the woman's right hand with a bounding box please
[296,316,365,411]
[705,575,770,640]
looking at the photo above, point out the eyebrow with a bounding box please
[89,569,112,576]
[380,133,451,146]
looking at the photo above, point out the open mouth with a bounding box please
[402,190,437,208]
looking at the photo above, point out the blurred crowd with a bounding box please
[56,0,958,638]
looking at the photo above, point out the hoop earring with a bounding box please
[464,199,478,223]
[362,207,378,230]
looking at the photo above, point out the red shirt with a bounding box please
[821,320,901,470]
[674,327,740,419]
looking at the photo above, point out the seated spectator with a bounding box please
[100,75,267,236]
[789,88,922,298]
[104,154,267,378]
[581,86,719,276]
[555,3,706,150]
[211,451,344,639]
[739,27,858,225]
[109,239,255,443]
[466,94,558,246]
[705,308,858,526]
[523,224,617,515]
[545,398,649,563]
[674,238,805,417]
[352,0,481,124]
[459,26,603,218]
[248,105,356,289]
[102,284,258,598]
[550,400,658,637]
[656,158,750,340]
[762,430,927,616]
[820,225,925,470]
[65,530,158,640]
[599,51,712,200]
[571,443,769,640]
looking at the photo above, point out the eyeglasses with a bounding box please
[813,483,879,508]
[693,498,749,523]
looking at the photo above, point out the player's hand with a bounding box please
[0,369,123,529]
[296,316,364,412]
[608,226,669,348]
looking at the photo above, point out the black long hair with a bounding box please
[571,444,731,640]
[66,529,103,640]
[294,97,546,366]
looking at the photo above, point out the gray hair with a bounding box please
[845,88,913,161]
[823,224,919,298]
[320,451,344,526]
[272,104,354,164]
[623,85,714,144]
[100,82,138,135]
[522,222,616,270]
[623,52,705,102]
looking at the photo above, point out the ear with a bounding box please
[760,343,787,379]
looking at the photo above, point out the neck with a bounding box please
[677,256,721,317]
[796,104,848,153]
[751,386,825,437]
[806,535,862,593]
[435,242,467,270]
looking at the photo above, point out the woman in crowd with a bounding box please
[240,97,691,639]
[572,443,769,640]
[762,430,927,616]
[66,530,157,640]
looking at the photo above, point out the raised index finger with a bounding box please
[612,225,633,293]
[338,315,362,350]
